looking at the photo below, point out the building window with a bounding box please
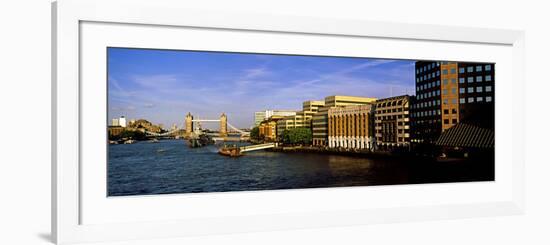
[444,109,449,114]
[476,86,483,92]
[468,77,474,83]
[437,80,440,86]
[452,119,458,124]
[437,100,441,105]
[460,98,465,104]
[442,69,448,75]
[459,78,465,83]
[451,78,456,83]
[476,65,482,72]
[486,86,492,92]
[459,88,465,94]
[485,64,492,71]
[443,99,448,105]
[452,99,457,104]
[485,75,492,81]
[443,79,448,85]
[452,108,457,114]
[477,97,483,102]
[468,87,474,93]
[451,88,457,94]
[476,76,483,82]
[467,66,473,72]
[437,90,441,95]
[451,68,456,74]
[442,89,448,95]
[444,119,449,124]
[437,70,440,76]
[468,97,474,103]
[486,96,493,102]
[459,67,465,73]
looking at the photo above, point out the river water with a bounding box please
[108,139,492,196]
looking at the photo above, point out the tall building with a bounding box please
[328,104,375,149]
[254,110,297,127]
[411,61,495,143]
[276,100,325,137]
[457,62,495,128]
[312,95,377,146]
[111,116,126,127]
[254,111,266,127]
[374,95,411,148]
[301,100,325,128]
[276,114,305,137]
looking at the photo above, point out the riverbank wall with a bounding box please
[268,146,426,160]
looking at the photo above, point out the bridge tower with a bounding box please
[219,113,228,137]
[185,112,193,136]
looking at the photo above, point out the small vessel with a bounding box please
[187,133,214,148]
[123,139,136,144]
[218,145,242,157]
[149,138,159,143]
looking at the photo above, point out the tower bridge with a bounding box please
[142,112,249,141]
[185,112,250,138]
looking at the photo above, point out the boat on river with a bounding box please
[218,145,242,157]
[187,134,214,148]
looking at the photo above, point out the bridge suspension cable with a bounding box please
[227,122,249,136]
[144,129,180,137]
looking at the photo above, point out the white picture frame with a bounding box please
[52,0,525,244]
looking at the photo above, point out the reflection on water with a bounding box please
[108,139,490,196]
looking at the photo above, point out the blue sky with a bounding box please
[108,47,415,129]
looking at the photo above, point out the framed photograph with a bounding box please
[52,0,525,244]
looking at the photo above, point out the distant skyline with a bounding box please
[108,47,415,129]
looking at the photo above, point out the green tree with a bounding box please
[281,128,312,145]
[118,130,147,141]
[250,126,260,140]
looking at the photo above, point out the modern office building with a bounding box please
[457,62,495,128]
[312,95,377,146]
[111,116,127,127]
[374,95,411,148]
[254,110,297,127]
[301,100,325,127]
[254,111,266,127]
[411,61,495,143]
[276,113,305,137]
[327,104,375,149]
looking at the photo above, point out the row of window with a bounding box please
[417,63,491,74]
[411,119,441,125]
[416,90,441,100]
[459,96,493,103]
[459,64,492,74]
[417,84,493,100]
[417,80,441,91]
[459,86,492,94]
[416,63,438,74]
[417,70,440,82]
[441,68,456,75]
[376,115,406,120]
[413,100,442,109]
[459,75,492,83]
[377,108,405,114]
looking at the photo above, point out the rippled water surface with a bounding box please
[108,139,492,196]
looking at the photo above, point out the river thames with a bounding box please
[108,139,493,196]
